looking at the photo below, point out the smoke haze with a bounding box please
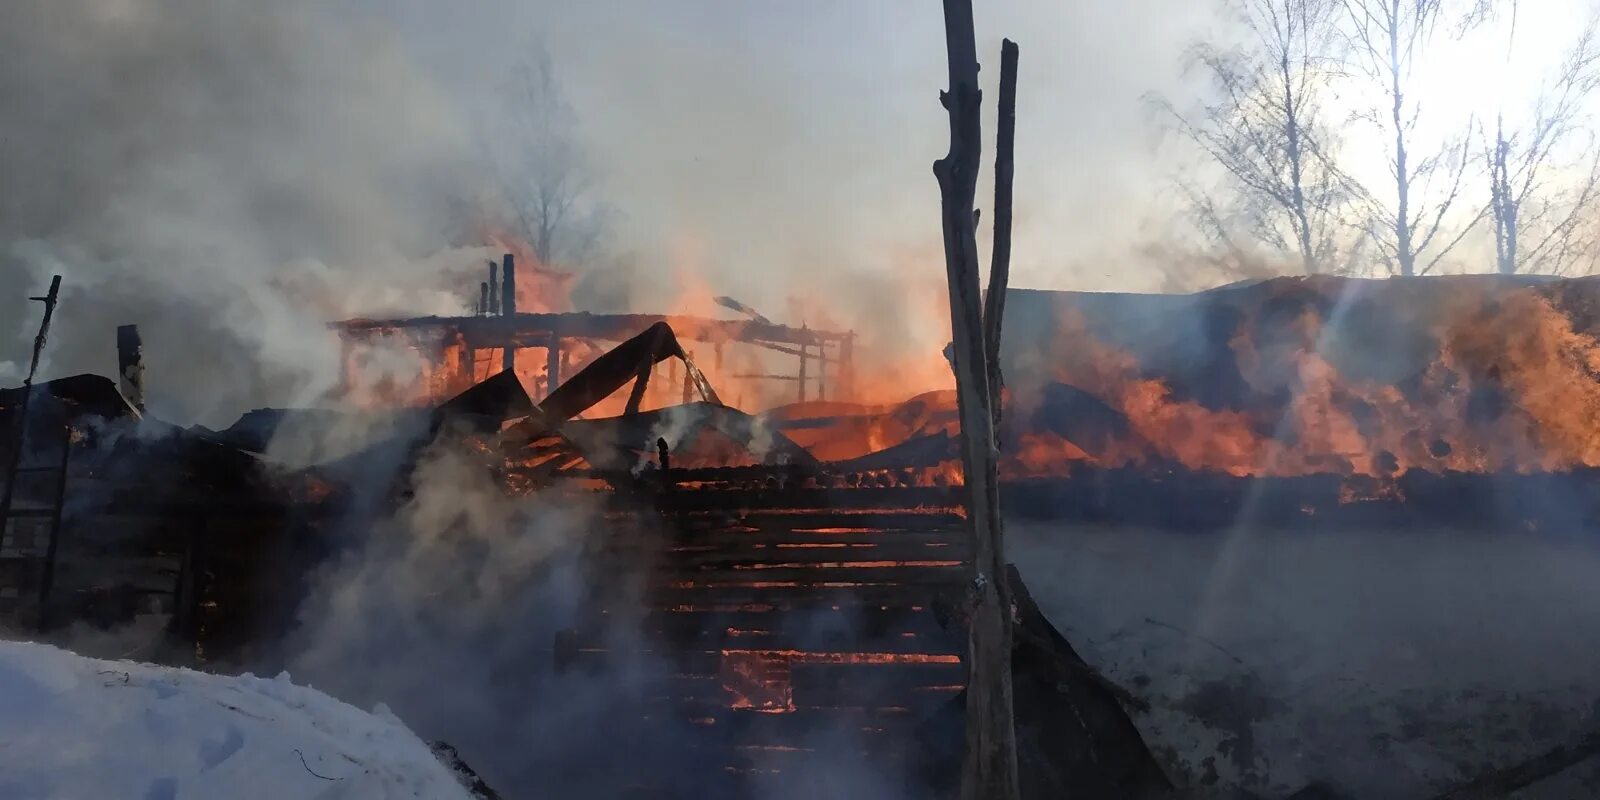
[0,0,1214,426]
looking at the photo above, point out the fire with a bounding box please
[995,280,1600,481]
[333,266,1600,485]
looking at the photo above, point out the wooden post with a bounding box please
[501,254,517,373]
[625,361,652,416]
[818,341,830,402]
[488,260,499,316]
[985,40,1019,433]
[34,421,71,632]
[682,354,694,405]
[116,324,146,413]
[171,518,200,644]
[456,332,475,390]
[840,332,855,402]
[797,338,809,404]
[933,3,1020,798]
[478,282,489,316]
[546,338,562,398]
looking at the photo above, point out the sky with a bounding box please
[0,0,1595,425]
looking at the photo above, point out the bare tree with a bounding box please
[1155,0,1355,274]
[1484,15,1600,275]
[1337,0,1486,276]
[486,44,612,269]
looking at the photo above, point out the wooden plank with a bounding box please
[642,600,950,625]
[651,554,969,574]
[653,565,966,586]
[666,512,965,532]
[588,626,959,656]
[569,646,963,675]
[657,489,960,514]
[639,585,960,610]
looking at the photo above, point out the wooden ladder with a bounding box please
[0,274,65,628]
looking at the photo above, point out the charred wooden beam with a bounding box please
[500,254,517,373]
[798,339,809,404]
[457,333,476,387]
[116,324,145,413]
[819,342,829,401]
[839,332,856,402]
[332,312,848,350]
[487,260,499,316]
[546,338,562,398]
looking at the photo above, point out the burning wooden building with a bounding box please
[331,254,858,412]
[6,270,1600,796]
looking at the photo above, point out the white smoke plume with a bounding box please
[0,0,1221,429]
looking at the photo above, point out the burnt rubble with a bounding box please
[6,275,1600,796]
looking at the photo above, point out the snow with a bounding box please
[0,640,476,800]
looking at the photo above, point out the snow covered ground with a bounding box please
[0,640,477,800]
[1012,521,1600,799]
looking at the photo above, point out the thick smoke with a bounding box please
[266,428,926,797]
[0,0,1218,428]
[272,434,658,794]
[0,1,492,425]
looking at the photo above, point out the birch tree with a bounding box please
[487,44,613,269]
[1484,16,1600,274]
[1337,0,1485,276]
[1156,0,1356,274]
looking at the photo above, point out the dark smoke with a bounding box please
[0,1,489,426]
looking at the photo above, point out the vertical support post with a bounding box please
[479,282,489,316]
[171,519,198,642]
[682,354,694,405]
[933,4,1020,798]
[116,325,146,413]
[35,423,71,632]
[456,331,475,391]
[545,338,562,398]
[488,260,499,316]
[818,341,830,402]
[797,328,810,404]
[501,254,517,373]
[840,333,856,402]
[625,361,653,416]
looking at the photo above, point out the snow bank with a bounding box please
[0,640,476,800]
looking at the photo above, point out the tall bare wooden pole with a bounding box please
[985,40,1019,429]
[933,2,1020,798]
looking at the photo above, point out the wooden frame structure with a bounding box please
[331,307,857,407]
